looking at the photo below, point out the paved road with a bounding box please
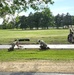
[0,72,74,75]
[0,44,74,49]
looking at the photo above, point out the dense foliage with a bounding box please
[1,12,74,29]
[0,0,54,17]
[0,0,74,29]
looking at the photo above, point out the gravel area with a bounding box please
[0,60,74,73]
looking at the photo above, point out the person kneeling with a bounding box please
[8,39,20,52]
[37,40,49,50]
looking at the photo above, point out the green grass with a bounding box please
[0,29,70,44]
[0,29,72,61]
[0,49,74,61]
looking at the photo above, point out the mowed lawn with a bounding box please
[0,49,74,61]
[0,29,69,44]
[0,29,73,61]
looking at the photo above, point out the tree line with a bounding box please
[1,10,74,30]
[1,0,74,30]
[0,0,54,30]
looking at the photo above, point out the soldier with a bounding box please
[8,39,20,52]
[37,39,49,50]
[68,28,74,43]
[68,32,73,43]
[70,28,73,34]
[13,39,20,48]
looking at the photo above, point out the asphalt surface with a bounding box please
[0,44,74,49]
[0,72,74,75]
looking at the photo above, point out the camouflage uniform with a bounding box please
[12,40,19,48]
[38,40,49,49]
[68,28,74,43]
[8,39,19,52]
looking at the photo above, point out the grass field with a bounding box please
[0,29,70,44]
[0,29,73,61]
[0,49,74,61]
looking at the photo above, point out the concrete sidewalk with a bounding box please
[0,44,74,49]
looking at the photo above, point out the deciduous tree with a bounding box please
[0,0,54,17]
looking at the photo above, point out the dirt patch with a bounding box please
[0,60,74,73]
